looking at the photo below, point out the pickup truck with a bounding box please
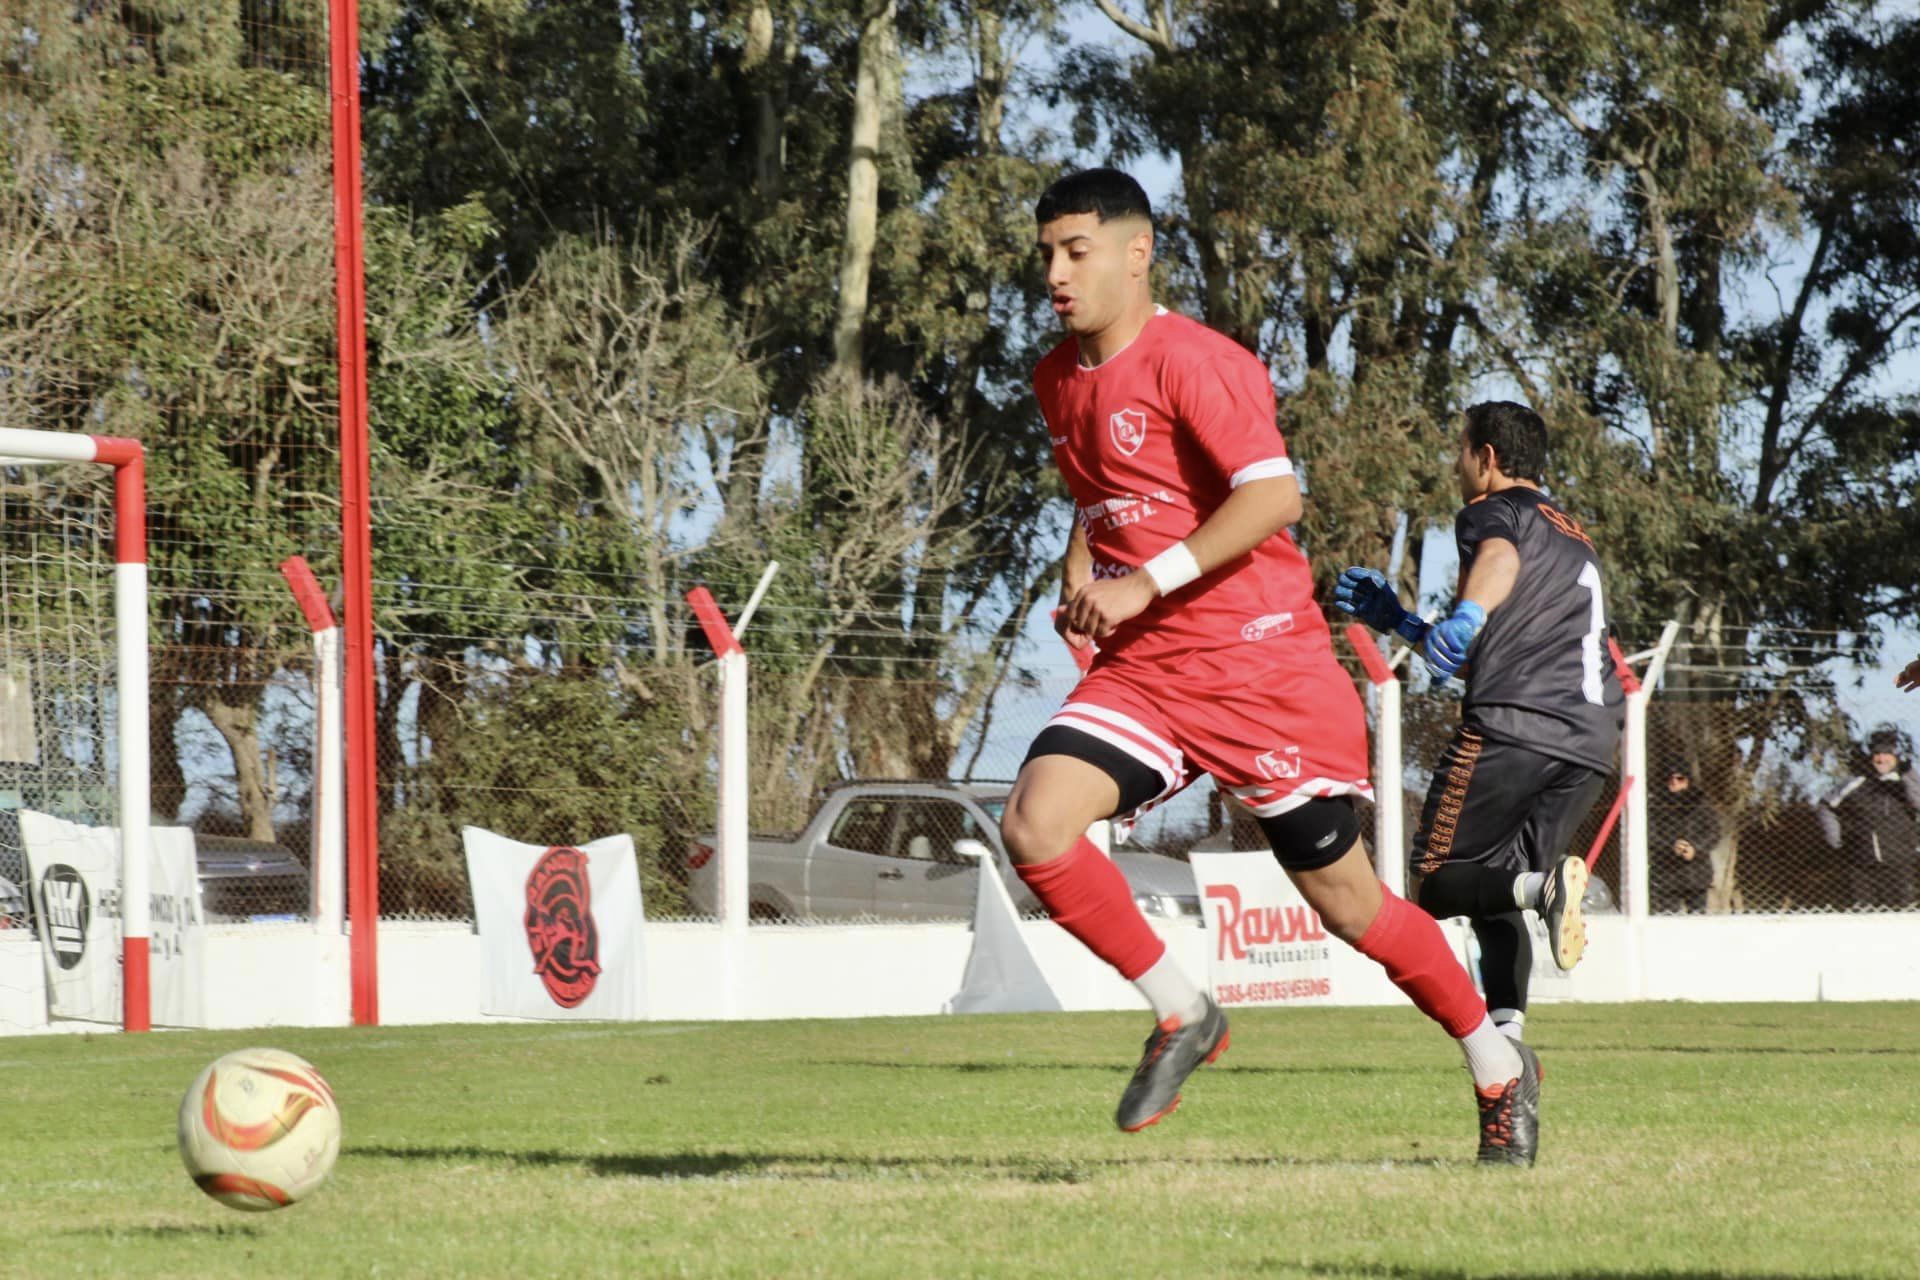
[684,781,1201,923]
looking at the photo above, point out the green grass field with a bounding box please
[2,1003,1915,1278]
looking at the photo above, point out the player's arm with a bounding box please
[1064,475,1301,638]
[1458,537,1520,614]
[1416,536,1521,679]
[1055,522,1095,650]
[1898,656,1920,692]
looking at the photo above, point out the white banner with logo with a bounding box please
[18,811,204,1025]
[1188,850,1335,1007]
[462,827,647,1020]
[147,828,206,1026]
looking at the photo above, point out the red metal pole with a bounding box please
[329,0,379,1024]
[1584,775,1636,872]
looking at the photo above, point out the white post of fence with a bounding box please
[1374,676,1405,896]
[312,624,345,935]
[687,566,778,1020]
[716,646,749,1017]
[1622,684,1650,997]
[1342,624,1405,894]
[279,557,346,938]
[1620,621,1679,1000]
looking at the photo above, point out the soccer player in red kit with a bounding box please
[1001,168,1541,1164]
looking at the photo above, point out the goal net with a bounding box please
[0,428,151,1031]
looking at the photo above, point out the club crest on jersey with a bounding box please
[1255,747,1302,781]
[1109,408,1148,456]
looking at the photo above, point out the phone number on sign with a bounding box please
[1214,978,1332,1005]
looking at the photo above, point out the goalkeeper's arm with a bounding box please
[1420,537,1522,680]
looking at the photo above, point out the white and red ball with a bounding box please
[177,1048,341,1211]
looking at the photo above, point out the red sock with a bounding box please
[1015,837,1166,981]
[1353,885,1487,1039]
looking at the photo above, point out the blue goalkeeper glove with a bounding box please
[1332,567,1431,645]
[1421,601,1486,681]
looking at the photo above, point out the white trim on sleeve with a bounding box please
[1229,457,1294,489]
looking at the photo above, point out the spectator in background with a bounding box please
[1819,726,1920,910]
[1649,757,1721,914]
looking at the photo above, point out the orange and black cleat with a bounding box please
[1475,1041,1542,1166]
[1114,997,1230,1133]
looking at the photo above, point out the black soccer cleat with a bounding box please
[1540,855,1589,971]
[1114,997,1230,1133]
[1475,1041,1542,1166]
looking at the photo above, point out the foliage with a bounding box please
[378,669,709,917]
[4,0,1918,890]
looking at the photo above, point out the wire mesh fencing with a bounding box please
[338,630,1920,925]
[3,4,340,925]
[1648,697,1916,915]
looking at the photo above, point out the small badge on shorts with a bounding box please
[1255,747,1302,781]
[1109,408,1148,456]
[1239,612,1296,643]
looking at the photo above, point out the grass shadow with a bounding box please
[1294,1264,1861,1280]
[64,1223,264,1241]
[351,1144,1450,1184]
[1573,1044,1915,1057]
[805,1058,1425,1078]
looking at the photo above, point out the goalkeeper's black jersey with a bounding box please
[1454,487,1624,774]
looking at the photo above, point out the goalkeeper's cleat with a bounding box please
[1475,1041,1541,1166]
[1114,997,1229,1133]
[1540,855,1589,971]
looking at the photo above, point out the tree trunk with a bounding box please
[205,693,276,841]
[744,0,783,195]
[830,0,897,384]
[1637,163,1679,461]
[147,655,188,823]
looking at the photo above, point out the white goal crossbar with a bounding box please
[0,427,151,1032]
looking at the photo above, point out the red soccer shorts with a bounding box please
[1043,634,1373,824]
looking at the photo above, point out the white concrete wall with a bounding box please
[4,913,1918,1036]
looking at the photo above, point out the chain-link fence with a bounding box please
[3,4,339,927]
[1645,696,1916,915]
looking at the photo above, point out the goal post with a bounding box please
[0,427,150,1032]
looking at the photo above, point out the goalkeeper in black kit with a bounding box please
[1334,401,1624,1045]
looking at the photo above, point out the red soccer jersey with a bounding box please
[1033,308,1324,664]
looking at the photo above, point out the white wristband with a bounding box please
[1143,541,1202,596]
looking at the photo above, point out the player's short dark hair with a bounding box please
[1462,401,1549,483]
[1035,168,1153,227]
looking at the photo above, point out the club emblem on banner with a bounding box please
[1109,408,1148,456]
[39,864,90,971]
[523,846,601,1007]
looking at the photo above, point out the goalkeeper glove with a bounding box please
[1332,567,1430,645]
[1421,601,1486,681]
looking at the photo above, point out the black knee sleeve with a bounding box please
[1257,797,1361,872]
[1473,911,1532,1016]
[1416,862,1520,919]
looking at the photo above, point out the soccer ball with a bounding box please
[177,1048,342,1211]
